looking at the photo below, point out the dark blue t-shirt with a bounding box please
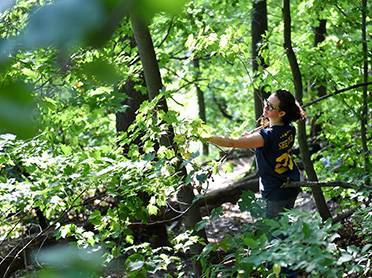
[255,124,301,200]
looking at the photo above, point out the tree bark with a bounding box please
[282,0,331,221]
[251,0,268,122]
[281,180,372,190]
[310,19,327,139]
[130,14,207,277]
[193,57,209,156]
[361,0,371,181]
[199,173,259,208]
[116,76,149,153]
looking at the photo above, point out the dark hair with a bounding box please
[274,89,306,125]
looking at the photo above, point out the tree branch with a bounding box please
[281,179,372,190]
[302,81,372,108]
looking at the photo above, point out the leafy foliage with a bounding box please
[199,191,371,277]
[0,0,371,277]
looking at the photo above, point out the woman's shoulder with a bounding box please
[273,123,295,131]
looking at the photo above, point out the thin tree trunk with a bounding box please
[282,0,331,221]
[310,19,326,139]
[193,57,209,156]
[361,0,371,181]
[251,0,268,122]
[130,14,207,277]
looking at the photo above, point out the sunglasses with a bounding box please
[264,99,282,112]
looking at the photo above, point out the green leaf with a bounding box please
[196,173,208,184]
[147,204,158,215]
[195,219,208,232]
[273,263,281,276]
[244,237,258,249]
[89,210,102,226]
[132,0,187,20]
[0,82,35,138]
[222,162,234,173]
[202,243,215,256]
[210,206,223,221]
[302,222,311,237]
[179,151,199,169]
[218,240,229,253]
[83,59,121,85]
[338,252,353,264]
[238,190,255,211]
[60,144,72,155]
[361,243,372,253]
[126,253,144,266]
[126,235,134,245]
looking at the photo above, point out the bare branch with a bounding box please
[281,179,372,190]
[1,190,86,277]
[155,17,174,49]
[302,81,372,108]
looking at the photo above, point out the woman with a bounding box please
[208,89,306,219]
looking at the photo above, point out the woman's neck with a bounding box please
[269,118,284,126]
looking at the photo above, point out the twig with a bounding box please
[155,17,174,49]
[2,189,86,277]
[332,199,371,224]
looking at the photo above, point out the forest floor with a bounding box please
[201,156,339,243]
[11,157,360,278]
[104,156,348,278]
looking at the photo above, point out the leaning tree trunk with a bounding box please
[130,14,207,277]
[282,0,331,221]
[251,0,268,122]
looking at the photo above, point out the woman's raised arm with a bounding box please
[208,132,264,149]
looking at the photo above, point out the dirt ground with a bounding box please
[201,156,336,243]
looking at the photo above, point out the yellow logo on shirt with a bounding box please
[278,134,293,150]
[275,131,294,173]
[275,150,294,174]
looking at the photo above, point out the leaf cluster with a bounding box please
[198,190,371,277]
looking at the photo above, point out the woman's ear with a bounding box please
[279,110,286,118]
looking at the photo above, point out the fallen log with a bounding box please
[281,180,372,190]
[131,173,260,227]
[198,172,259,209]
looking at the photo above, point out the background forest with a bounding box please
[0,0,371,277]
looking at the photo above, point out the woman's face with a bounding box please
[263,94,281,117]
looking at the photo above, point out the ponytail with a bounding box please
[274,89,307,125]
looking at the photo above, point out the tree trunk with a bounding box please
[251,0,268,122]
[361,0,371,181]
[310,19,327,139]
[116,76,173,247]
[130,14,207,277]
[193,57,209,156]
[282,0,331,221]
[116,77,149,154]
